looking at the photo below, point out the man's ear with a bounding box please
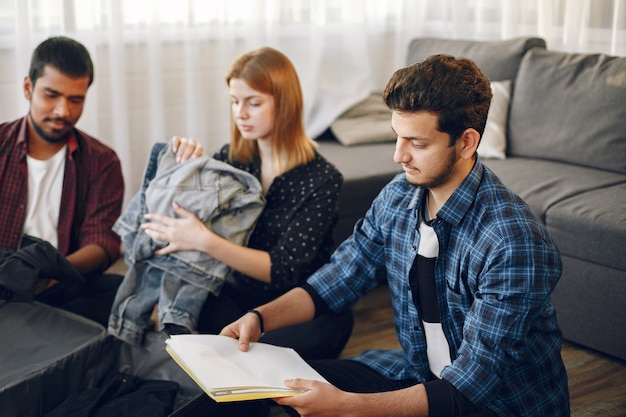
[459,128,480,159]
[23,76,33,100]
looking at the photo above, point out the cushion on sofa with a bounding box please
[509,49,626,174]
[482,157,626,221]
[329,94,395,146]
[406,37,547,81]
[478,80,511,160]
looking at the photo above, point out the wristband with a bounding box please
[247,309,265,334]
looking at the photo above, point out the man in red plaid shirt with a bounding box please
[0,36,124,326]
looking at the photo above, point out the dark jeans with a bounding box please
[36,272,123,327]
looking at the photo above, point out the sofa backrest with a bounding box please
[406,37,547,81]
[508,49,626,174]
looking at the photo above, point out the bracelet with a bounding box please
[247,309,265,334]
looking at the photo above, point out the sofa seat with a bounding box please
[316,137,400,247]
[482,158,626,221]
[546,183,626,274]
[545,183,626,359]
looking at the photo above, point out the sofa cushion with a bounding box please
[545,183,626,271]
[329,94,395,146]
[406,37,546,81]
[482,157,626,221]
[509,49,626,174]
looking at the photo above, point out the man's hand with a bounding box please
[219,311,264,352]
[275,378,356,417]
[171,136,203,162]
[276,379,429,417]
[142,203,211,254]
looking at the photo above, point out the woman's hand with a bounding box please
[171,136,204,162]
[142,202,211,255]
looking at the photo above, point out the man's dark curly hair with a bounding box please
[383,54,492,146]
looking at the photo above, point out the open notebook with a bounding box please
[165,334,328,402]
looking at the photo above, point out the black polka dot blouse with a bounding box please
[213,144,343,295]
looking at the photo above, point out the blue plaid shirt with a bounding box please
[307,160,570,416]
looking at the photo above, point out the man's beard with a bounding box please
[29,113,72,144]
[409,147,458,189]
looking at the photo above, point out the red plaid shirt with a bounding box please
[0,116,124,266]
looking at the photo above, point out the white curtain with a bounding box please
[1,0,625,205]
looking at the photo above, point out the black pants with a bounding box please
[171,359,498,417]
[44,372,179,417]
[170,360,417,417]
[36,272,123,327]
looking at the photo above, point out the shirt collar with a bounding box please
[407,185,426,211]
[437,159,483,227]
[66,132,79,157]
[403,159,483,226]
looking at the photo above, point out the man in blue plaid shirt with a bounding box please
[221,54,570,417]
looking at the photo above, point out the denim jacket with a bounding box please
[109,142,264,344]
[114,142,264,286]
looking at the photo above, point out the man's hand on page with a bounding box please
[219,311,263,352]
[275,378,355,417]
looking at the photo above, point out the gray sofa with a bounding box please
[316,37,626,361]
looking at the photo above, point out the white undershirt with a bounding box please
[23,146,67,249]
[418,209,452,378]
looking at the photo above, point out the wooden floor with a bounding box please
[339,284,626,417]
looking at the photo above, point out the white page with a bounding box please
[166,334,328,389]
